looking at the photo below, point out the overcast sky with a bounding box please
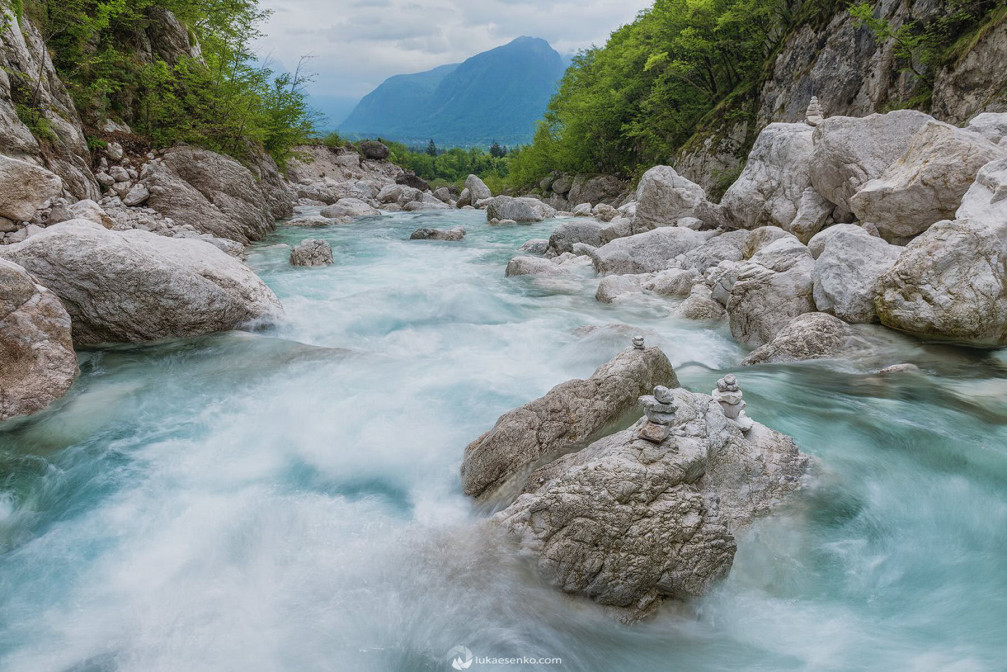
[255,0,651,125]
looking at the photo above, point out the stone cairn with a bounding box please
[712,374,753,432]
[638,385,678,443]
[805,96,824,126]
[633,335,646,350]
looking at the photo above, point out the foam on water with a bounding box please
[1,211,1006,671]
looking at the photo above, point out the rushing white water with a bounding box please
[2,210,1007,672]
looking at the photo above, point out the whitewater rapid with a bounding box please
[1,210,1006,671]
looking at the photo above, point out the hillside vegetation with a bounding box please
[3,0,315,166]
[506,0,1002,189]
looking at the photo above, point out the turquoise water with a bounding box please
[1,210,1006,671]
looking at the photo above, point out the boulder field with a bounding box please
[510,109,1007,352]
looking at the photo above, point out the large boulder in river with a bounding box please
[633,166,707,233]
[849,121,1006,244]
[811,225,901,323]
[0,220,283,346]
[875,217,1007,346]
[320,198,381,219]
[461,345,677,502]
[547,220,602,255]
[742,312,855,365]
[808,110,934,212]
[727,236,816,347]
[465,174,492,201]
[0,156,63,222]
[720,123,831,235]
[410,227,466,241]
[0,259,77,422]
[591,227,713,275]
[142,147,275,243]
[492,384,808,618]
[289,239,333,267]
[486,196,556,222]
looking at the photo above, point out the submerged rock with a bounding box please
[461,345,677,502]
[0,220,283,346]
[289,239,334,267]
[0,258,78,422]
[410,227,466,241]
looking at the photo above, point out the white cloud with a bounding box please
[254,0,651,100]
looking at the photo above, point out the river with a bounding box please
[1,210,1005,671]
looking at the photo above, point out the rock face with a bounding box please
[547,220,602,255]
[811,225,901,323]
[410,227,466,241]
[720,123,830,235]
[932,21,1007,124]
[289,239,334,267]
[633,166,707,233]
[465,174,492,201]
[742,312,854,365]
[0,156,63,222]
[0,220,283,345]
[396,173,430,192]
[491,383,808,618]
[0,12,100,200]
[849,121,1006,243]
[591,227,712,275]
[876,217,1007,346]
[0,258,78,422]
[727,236,816,347]
[142,147,276,243]
[486,196,556,222]
[808,110,934,212]
[461,346,677,502]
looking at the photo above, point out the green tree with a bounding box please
[426,139,437,156]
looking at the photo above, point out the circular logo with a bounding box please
[447,645,473,670]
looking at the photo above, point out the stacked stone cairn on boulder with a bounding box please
[712,374,753,432]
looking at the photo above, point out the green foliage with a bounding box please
[506,0,795,188]
[849,1,1000,81]
[320,131,347,148]
[15,103,57,141]
[17,0,315,166]
[379,139,510,186]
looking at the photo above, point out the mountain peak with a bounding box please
[340,38,566,147]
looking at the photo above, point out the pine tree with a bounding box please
[426,139,437,156]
